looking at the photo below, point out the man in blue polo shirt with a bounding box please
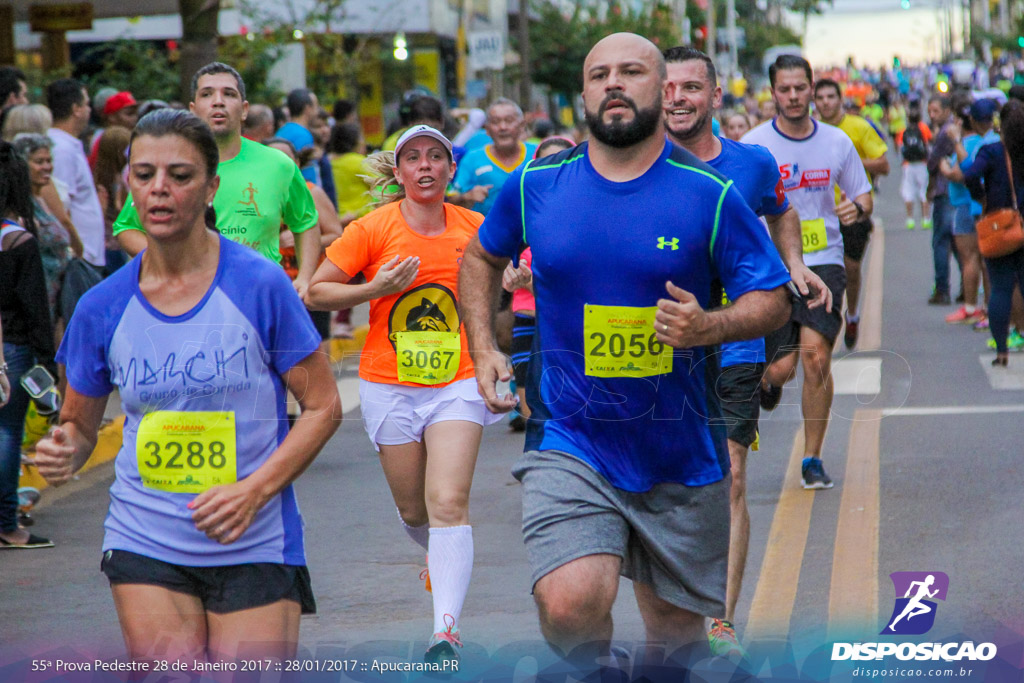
[451,98,535,215]
[459,33,791,672]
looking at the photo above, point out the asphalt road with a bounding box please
[2,150,1022,682]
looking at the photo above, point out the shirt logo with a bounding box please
[780,163,831,192]
[882,571,949,635]
[237,182,262,217]
[656,237,679,251]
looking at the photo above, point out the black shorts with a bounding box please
[712,362,763,448]
[309,309,331,341]
[510,313,536,388]
[840,217,873,262]
[100,549,316,615]
[765,263,847,360]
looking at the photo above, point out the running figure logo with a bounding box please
[881,571,949,635]
[657,237,679,251]
[237,182,261,217]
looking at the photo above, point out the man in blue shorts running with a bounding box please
[661,45,831,658]
[459,33,792,673]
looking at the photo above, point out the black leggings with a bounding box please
[986,248,1024,353]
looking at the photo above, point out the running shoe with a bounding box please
[927,291,951,305]
[801,457,834,490]
[708,619,747,659]
[905,218,916,230]
[425,615,462,666]
[922,218,933,230]
[0,532,54,549]
[759,383,782,411]
[945,306,985,324]
[986,329,1024,352]
[420,555,431,593]
[973,317,990,331]
[844,318,859,349]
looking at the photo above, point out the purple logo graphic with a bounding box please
[881,571,949,635]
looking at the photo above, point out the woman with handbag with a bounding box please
[962,100,1024,366]
[0,140,56,548]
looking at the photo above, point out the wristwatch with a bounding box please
[852,200,865,219]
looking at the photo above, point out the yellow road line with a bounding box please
[827,409,882,638]
[746,219,886,638]
[745,427,812,639]
[859,221,885,351]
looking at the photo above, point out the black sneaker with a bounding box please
[759,383,782,411]
[0,532,54,549]
[844,318,859,350]
[927,291,951,305]
[509,415,526,432]
[801,458,834,490]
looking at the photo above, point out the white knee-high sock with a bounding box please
[398,508,430,551]
[428,525,473,634]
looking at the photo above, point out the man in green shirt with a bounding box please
[115,62,320,296]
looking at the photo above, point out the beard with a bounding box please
[778,100,811,123]
[585,92,663,148]
[663,107,712,143]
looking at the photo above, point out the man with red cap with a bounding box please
[89,91,138,169]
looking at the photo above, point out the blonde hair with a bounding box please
[361,150,403,207]
[2,104,53,141]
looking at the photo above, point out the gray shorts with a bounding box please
[511,449,729,618]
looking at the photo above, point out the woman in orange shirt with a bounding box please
[306,126,501,666]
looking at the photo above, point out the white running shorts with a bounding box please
[359,378,504,450]
[901,162,929,204]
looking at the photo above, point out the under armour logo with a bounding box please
[657,237,679,251]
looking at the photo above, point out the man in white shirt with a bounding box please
[46,78,106,268]
[743,55,872,490]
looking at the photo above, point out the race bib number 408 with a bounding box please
[801,218,828,253]
[583,304,673,378]
[136,411,237,494]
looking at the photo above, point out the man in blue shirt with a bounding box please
[451,98,536,214]
[661,45,830,659]
[459,33,791,672]
[277,88,321,186]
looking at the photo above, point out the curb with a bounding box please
[19,324,370,498]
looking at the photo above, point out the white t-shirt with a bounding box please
[48,127,106,267]
[743,119,871,268]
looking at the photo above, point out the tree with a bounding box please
[786,0,834,36]
[77,40,180,103]
[236,0,378,107]
[179,0,221,102]
[528,0,680,111]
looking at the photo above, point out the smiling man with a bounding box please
[743,55,873,490]
[113,63,320,297]
[661,45,831,659]
[459,33,791,674]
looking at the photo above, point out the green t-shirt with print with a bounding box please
[113,137,317,264]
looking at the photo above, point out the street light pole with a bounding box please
[518,0,531,108]
[726,0,738,79]
[706,0,716,67]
